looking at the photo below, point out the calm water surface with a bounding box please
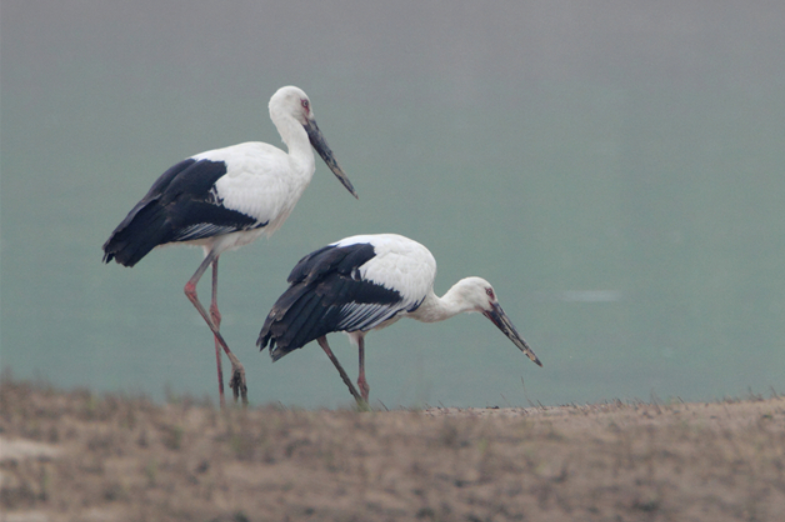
[2,2,783,408]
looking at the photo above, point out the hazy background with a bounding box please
[2,1,783,408]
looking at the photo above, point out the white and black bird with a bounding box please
[258,234,541,405]
[103,85,357,406]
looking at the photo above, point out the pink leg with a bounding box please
[210,258,225,407]
[184,251,248,406]
[357,337,370,402]
[317,336,364,406]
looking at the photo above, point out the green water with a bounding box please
[2,1,783,408]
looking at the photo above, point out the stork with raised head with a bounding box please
[103,86,357,406]
[258,234,541,406]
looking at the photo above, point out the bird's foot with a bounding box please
[354,380,371,411]
[354,397,371,412]
[229,364,248,406]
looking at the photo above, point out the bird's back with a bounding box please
[337,234,437,301]
[202,142,309,236]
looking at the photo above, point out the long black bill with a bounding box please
[484,302,542,367]
[304,119,358,199]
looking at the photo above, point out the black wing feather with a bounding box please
[258,242,403,361]
[103,158,262,267]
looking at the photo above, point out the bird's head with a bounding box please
[450,277,497,312]
[270,85,313,126]
[453,277,542,367]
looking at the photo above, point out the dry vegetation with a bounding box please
[1,376,784,521]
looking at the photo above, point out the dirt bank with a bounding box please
[2,378,784,521]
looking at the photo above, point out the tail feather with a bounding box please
[259,284,317,360]
[258,282,331,361]
[102,200,172,267]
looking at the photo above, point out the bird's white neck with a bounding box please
[412,282,481,324]
[271,111,316,181]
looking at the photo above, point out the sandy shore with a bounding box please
[2,378,784,521]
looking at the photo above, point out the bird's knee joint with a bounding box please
[184,282,197,299]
